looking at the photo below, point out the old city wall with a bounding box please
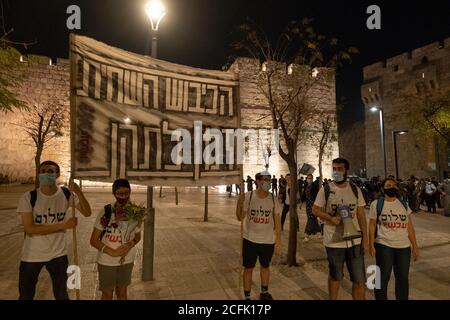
[362,37,450,179]
[230,57,339,181]
[0,56,339,184]
[0,57,71,184]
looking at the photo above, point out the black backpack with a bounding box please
[100,204,113,240]
[26,187,72,238]
[374,197,408,238]
[248,191,275,223]
[30,187,71,209]
[324,181,359,208]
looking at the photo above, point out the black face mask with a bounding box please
[115,197,130,205]
[384,188,397,198]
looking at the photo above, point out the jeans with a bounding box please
[374,243,411,300]
[425,194,436,213]
[19,255,70,300]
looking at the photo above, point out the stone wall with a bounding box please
[362,37,450,180]
[230,58,339,181]
[0,56,339,184]
[0,57,71,184]
[338,121,366,176]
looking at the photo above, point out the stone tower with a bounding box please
[362,38,450,180]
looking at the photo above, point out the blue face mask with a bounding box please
[39,173,56,186]
[332,171,345,183]
[262,182,271,192]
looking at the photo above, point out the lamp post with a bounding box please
[370,106,387,178]
[142,0,166,282]
[392,130,408,180]
[145,0,166,58]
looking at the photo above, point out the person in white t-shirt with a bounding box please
[368,178,419,300]
[16,160,92,300]
[90,179,141,300]
[236,170,281,300]
[312,158,368,300]
[424,178,437,213]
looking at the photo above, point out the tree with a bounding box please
[311,114,337,186]
[232,18,357,266]
[13,97,68,187]
[407,90,450,146]
[0,40,27,112]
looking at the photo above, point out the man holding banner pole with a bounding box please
[17,161,91,300]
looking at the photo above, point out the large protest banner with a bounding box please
[69,35,241,186]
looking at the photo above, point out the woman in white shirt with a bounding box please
[368,178,419,300]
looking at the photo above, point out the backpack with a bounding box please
[324,181,359,209]
[374,197,408,238]
[26,187,72,238]
[30,186,71,209]
[100,204,113,240]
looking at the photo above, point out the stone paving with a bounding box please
[0,184,449,300]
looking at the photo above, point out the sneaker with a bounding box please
[259,292,274,300]
[303,236,309,242]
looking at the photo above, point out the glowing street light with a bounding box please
[144,0,166,58]
[145,0,166,31]
[370,106,387,178]
[393,130,409,179]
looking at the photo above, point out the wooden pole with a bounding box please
[203,186,208,222]
[237,180,245,299]
[159,186,162,198]
[142,186,154,281]
[69,34,80,300]
[175,187,179,205]
[71,191,80,300]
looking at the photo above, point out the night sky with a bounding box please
[3,0,450,131]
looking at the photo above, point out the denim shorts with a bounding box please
[325,244,366,283]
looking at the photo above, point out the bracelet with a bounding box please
[100,245,106,253]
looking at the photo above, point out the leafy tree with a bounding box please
[232,18,357,266]
[13,97,68,187]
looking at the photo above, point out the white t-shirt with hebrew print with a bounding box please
[243,191,280,244]
[94,207,142,266]
[16,187,79,262]
[369,199,412,248]
[314,182,366,248]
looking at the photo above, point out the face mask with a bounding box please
[116,197,130,205]
[384,188,397,198]
[39,173,56,186]
[261,182,271,192]
[332,171,346,183]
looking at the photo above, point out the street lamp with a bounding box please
[392,130,408,179]
[370,106,387,178]
[145,0,166,58]
[142,0,166,282]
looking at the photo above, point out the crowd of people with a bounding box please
[236,158,449,300]
[15,158,449,301]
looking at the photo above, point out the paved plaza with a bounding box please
[0,184,449,300]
